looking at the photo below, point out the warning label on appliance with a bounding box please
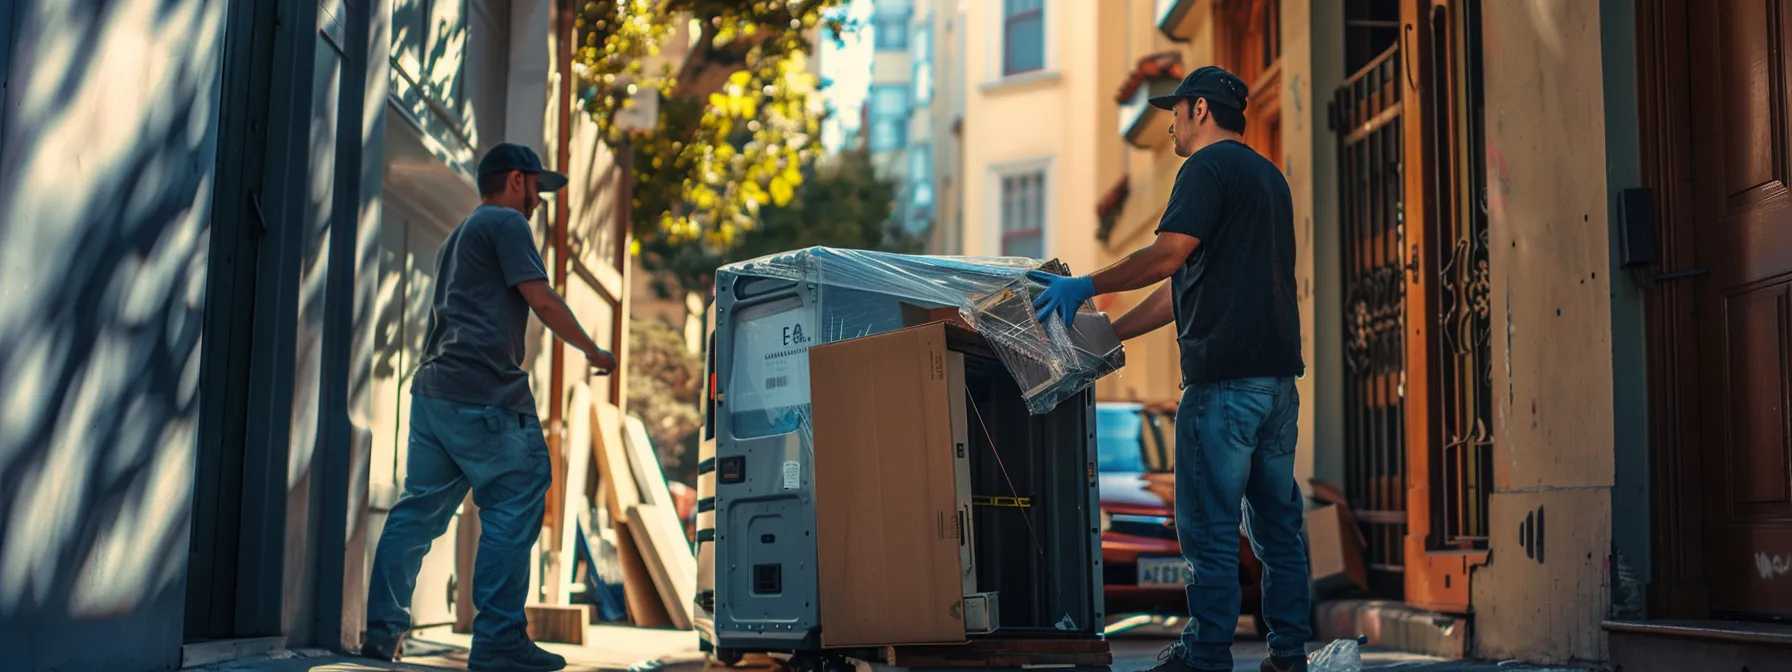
[731,308,814,414]
[782,460,801,490]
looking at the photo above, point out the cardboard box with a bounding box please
[809,322,968,647]
[1307,503,1369,596]
[900,302,974,331]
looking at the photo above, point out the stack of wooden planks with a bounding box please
[583,403,698,630]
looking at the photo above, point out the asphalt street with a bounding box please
[1106,637,1595,672]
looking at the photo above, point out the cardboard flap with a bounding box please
[809,323,967,647]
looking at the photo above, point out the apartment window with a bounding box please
[1000,171,1045,258]
[871,85,909,117]
[911,145,934,208]
[869,119,906,152]
[1003,0,1045,76]
[875,15,909,50]
[913,25,934,104]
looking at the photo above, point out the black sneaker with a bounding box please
[468,638,568,672]
[358,632,404,662]
[1259,655,1308,672]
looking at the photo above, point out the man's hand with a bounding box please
[1028,271,1096,328]
[585,345,618,376]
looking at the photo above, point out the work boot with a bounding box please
[467,638,568,672]
[1259,654,1308,672]
[358,631,404,662]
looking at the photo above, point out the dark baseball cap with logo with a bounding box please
[1149,65,1250,112]
[477,142,568,192]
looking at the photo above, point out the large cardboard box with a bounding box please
[808,322,967,647]
[1307,503,1369,596]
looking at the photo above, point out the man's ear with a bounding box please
[509,170,526,194]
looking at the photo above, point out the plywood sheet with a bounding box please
[551,384,595,605]
[624,413,672,507]
[628,503,697,630]
[526,604,591,645]
[595,404,640,514]
[615,522,673,628]
[591,403,660,625]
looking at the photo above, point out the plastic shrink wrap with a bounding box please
[716,246,1125,416]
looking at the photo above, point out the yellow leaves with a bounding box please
[769,175,795,207]
[740,180,768,205]
[577,0,848,245]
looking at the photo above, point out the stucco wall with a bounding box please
[1470,0,1615,663]
[0,0,224,668]
[959,0,1107,277]
[1279,0,1319,492]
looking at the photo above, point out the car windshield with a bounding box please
[1096,407,1149,473]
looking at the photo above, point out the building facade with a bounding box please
[954,0,1125,283]
[868,0,919,236]
[0,1,632,669]
[941,0,1792,668]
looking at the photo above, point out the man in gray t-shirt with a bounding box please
[363,143,613,672]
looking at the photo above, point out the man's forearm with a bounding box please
[1089,243,1182,296]
[1113,282,1175,341]
[533,292,603,357]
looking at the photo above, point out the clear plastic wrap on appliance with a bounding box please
[718,246,1126,415]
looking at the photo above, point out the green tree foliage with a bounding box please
[573,0,851,288]
[646,147,923,297]
[625,318,704,470]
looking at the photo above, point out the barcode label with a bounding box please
[765,376,789,390]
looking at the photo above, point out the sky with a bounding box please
[818,0,875,153]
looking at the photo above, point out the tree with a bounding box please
[625,317,704,471]
[573,0,853,289]
[647,146,923,297]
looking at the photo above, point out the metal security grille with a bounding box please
[1430,0,1493,550]
[1332,44,1407,596]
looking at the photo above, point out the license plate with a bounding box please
[1136,556,1192,588]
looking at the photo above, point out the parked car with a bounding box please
[1097,401,1264,630]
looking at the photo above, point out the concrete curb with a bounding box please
[1313,599,1470,660]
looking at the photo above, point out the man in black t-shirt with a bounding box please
[1030,66,1310,672]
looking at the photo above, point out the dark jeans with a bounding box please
[1173,376,1312,670]
[365,395,551,648]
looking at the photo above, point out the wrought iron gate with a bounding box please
[1429,0,1493,551]
[1332,45,1407,596]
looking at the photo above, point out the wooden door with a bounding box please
[1686,0,1792,617]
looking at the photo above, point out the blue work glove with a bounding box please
[1027,270,1096,328]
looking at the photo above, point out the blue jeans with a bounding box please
[1173,376,1311,669]
[365,395,551,648]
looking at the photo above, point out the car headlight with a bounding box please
[1099,511,1112,533]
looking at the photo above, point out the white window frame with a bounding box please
[983,0,1059,88]
[984,156,1054,258]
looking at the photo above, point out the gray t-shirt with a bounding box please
[412,205,550,415]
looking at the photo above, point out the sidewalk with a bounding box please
[187,625,704,672]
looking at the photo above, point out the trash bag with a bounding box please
[1307,636,1367,672]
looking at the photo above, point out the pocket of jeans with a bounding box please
[1222,383,1277,445]
[1224,378,1280,396]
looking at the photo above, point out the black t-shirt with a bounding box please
[1154,140,1304,383]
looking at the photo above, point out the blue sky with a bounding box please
[818,0,874,153]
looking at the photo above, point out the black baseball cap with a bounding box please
[1149,65,1250,112]
[477,142,568,192]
